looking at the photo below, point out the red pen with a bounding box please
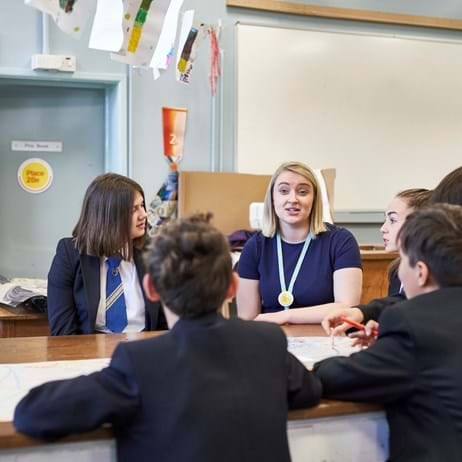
[339,315,379,337]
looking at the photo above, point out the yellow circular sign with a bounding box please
[17,158,53,194]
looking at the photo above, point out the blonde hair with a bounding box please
[261,161,327,237]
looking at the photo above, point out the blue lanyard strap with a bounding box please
[276,232,312,302]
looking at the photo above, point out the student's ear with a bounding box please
[416,261,431,287]
[142,273,160,302]
[226,272,239,300]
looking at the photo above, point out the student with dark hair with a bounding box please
[314,204,462,461]
[320,188,431,334]
[15,214,321,462]
[430,165,462,205]
[47,173,166,335]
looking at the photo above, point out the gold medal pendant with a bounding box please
[278,291,294,308]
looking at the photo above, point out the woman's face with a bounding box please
[380,197,412,252]
[130,191,147,240]
[272,170,314,229]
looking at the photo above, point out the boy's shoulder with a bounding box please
[227,316,287,343]
[380,286,462,333]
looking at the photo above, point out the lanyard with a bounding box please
[276,232,312,309]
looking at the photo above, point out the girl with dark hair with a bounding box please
[47,173,167,335]
[322,188,431,334]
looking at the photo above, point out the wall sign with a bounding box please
[12,140,63,153]
[17,158,54,194]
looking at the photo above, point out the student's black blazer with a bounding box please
[14,313,322,462]
[314,287,462,462]
[47,237,166,335]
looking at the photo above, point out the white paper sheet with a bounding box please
[0,358,109,422]
[25,0,94,38]
[89,0,124,51]
[150,0,184,78]
[288,336,360,370]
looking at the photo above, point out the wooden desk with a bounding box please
[0,304,49,338]
[0,326,387,462]
[360,250,397,304]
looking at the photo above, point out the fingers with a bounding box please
[364,320,379,336]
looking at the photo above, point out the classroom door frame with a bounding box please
[0,67,128,175]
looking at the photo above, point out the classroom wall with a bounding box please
[1,1,461,248]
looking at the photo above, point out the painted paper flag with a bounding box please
[209,26,221,96]
[176,19,207,84]
[25,0,94,38]
[111,0,171,67]
[150,0,184,79]
[175,10,194,81]
[89,0,124,52]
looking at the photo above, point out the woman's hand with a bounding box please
[321,307,364,336]
[254,311,290,325]
[349,320,379,348]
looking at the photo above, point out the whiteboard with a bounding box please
[236,24,462,210]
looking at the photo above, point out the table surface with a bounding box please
[0,324,382,449]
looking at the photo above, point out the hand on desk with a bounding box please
[321,307,364,336]
[349,320,379,348]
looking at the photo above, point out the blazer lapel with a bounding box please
[134,249,160,330]
[80,254,101,331]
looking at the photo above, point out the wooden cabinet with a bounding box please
[360,249,397,304]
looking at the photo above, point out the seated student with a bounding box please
[320,188,430,334]
[14,214,321,462]
[314,204,462,461]
[47,173,166,335]
[324,165,462,336]
[237,161,362,321]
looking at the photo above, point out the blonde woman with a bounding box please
[237,161,362,323]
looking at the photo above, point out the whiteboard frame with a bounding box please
[227,0,462,31]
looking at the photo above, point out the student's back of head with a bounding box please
[431,166,462,206]
[144,213,232,317]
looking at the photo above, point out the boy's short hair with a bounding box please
[398,204,462,288]
[143,214,232,317]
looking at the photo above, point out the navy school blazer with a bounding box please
[47,237,167,335]
[14,313,322,462]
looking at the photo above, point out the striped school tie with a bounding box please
[105,256,128,333]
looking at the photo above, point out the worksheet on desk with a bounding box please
[287,336,360,370]
[0,358,110,422]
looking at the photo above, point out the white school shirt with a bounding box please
[95,257,146,333]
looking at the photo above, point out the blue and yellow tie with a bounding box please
[105,256,128,333]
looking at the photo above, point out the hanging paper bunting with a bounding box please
[111,0,171,67]
[150,0,184,79]
[209,25,221,96]
[176,11,207,85]
[25,0,94,38]
[89,0,124,52]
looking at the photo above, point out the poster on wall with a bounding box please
[17,158,54,194]
[147,107,188,232]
